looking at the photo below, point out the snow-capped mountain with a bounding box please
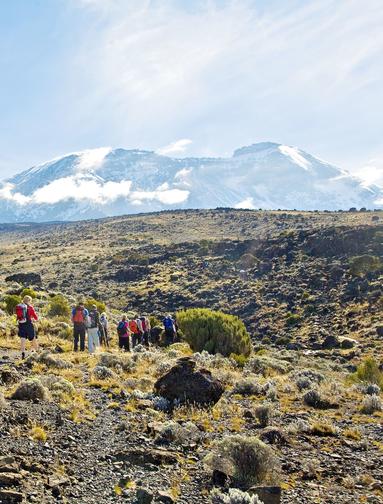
[0,142,382,222]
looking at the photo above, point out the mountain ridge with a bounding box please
[0,142,382,223]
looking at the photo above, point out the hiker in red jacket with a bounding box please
[16,295,39,359]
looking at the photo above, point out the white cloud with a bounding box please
[157,139,193,156]
[76,147,112,172]
[279,145,311,171]
[235,197,255,210]
[0,173,189,206]
[354,160,383,187]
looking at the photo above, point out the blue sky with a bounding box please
[1,0,383,184]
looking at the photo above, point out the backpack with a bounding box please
[140,317,147,332]
[117,321,127,336]
[73,307,85,324]
[89,310,98,329]
[164,317,174,330]
[129,320,139,333]
[16,303,28,323]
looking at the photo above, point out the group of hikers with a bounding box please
[15,296,178,359]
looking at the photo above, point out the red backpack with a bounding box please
[16,303,28,322]
[73,307,85,323]
[129,320,139,334]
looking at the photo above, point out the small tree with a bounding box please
[4,295,22,315]
[21,287,37,299]
[85,298,106,313]
[48,295,71,318]
[176,308,251,357]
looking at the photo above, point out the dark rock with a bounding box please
[5,272,42,285]
[212,469,228,486]
[340,338,356,349]
[136,488,154,504]
[154,357,224,405]
[0,490,23,503]
[322,335,340,349]
[0,472,22,485]
[249,486,281,504]
[259,427,288,445]
[376,326,383,337]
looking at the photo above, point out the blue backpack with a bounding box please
[164,317,174,330]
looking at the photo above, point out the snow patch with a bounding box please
[279,145,311,171]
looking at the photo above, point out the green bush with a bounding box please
[285,313,301,326]
[4,295,22,315]
[352,357,383,388]
[349,255,382,277]
[85,298,106,313]
[176,308,251,357]
[48,295,71,318]
[21,287,38,299]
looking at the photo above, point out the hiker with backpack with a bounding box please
[117,315,130,352]
[16,295,39,359]
[139,314,151,347]
[129,315,143,348]
[99,312,109,347]
[163,314,176,346]
[71,302,89,352]
[88,304,101,354]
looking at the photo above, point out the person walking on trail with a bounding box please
[100,312,109,347]
[88,304,101,354]
[140,314,151,347]
[129,315,143,348]
[163,314,176,346]
[71,302,88,352]
[16,295,39,359]
[117,315,130,352]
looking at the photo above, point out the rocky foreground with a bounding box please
[0,209,382,503]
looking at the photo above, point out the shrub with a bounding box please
[232,377,264,397]
[11,378,49,401]
[204,435,279,487]
[361,395,382,414]
[230,353,248,369]
[353,357,383,388]
[245,355,292,376]
[285,313,301,326]
[48,295,71,317]
[309,421,338,437]
[210,488,262,504]
[349,255,382,277]
[365,383,381,396]
[176,308,251,357]
[254,402,274,427]
[4,294,22,315]
[85,298,106,313]
[303,389,322,408]
[21,287,37,299]
[155,421,201,446]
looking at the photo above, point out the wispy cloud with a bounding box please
[157,139,192,156]
[69,0,383,168]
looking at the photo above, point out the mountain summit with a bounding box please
[0,143,381,222]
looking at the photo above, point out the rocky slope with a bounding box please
[0,209,382,503]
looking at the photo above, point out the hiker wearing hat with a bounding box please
[88,304,101,353]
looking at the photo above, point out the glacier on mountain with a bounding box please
[0,142,381,222]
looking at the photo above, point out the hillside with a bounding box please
[0,209,382,503]
[0,143,382,223]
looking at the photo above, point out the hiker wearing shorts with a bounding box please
[16,295,38,359]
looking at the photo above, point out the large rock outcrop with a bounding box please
[154,357,224,406]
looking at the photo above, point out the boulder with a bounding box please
[135,488,153,504]
[154,357,224,406]
[376,326,383,337]
[249,486,281,504]
[5,273,41,285]
[0,490,23,503]
[322,335,340,349]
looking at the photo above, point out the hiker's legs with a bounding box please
[73,326,80,351]
[88,328,98,353]
[143,331,149,347]
[80,327,86,351]
[20,337,26,356]
[31,336,39,351]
